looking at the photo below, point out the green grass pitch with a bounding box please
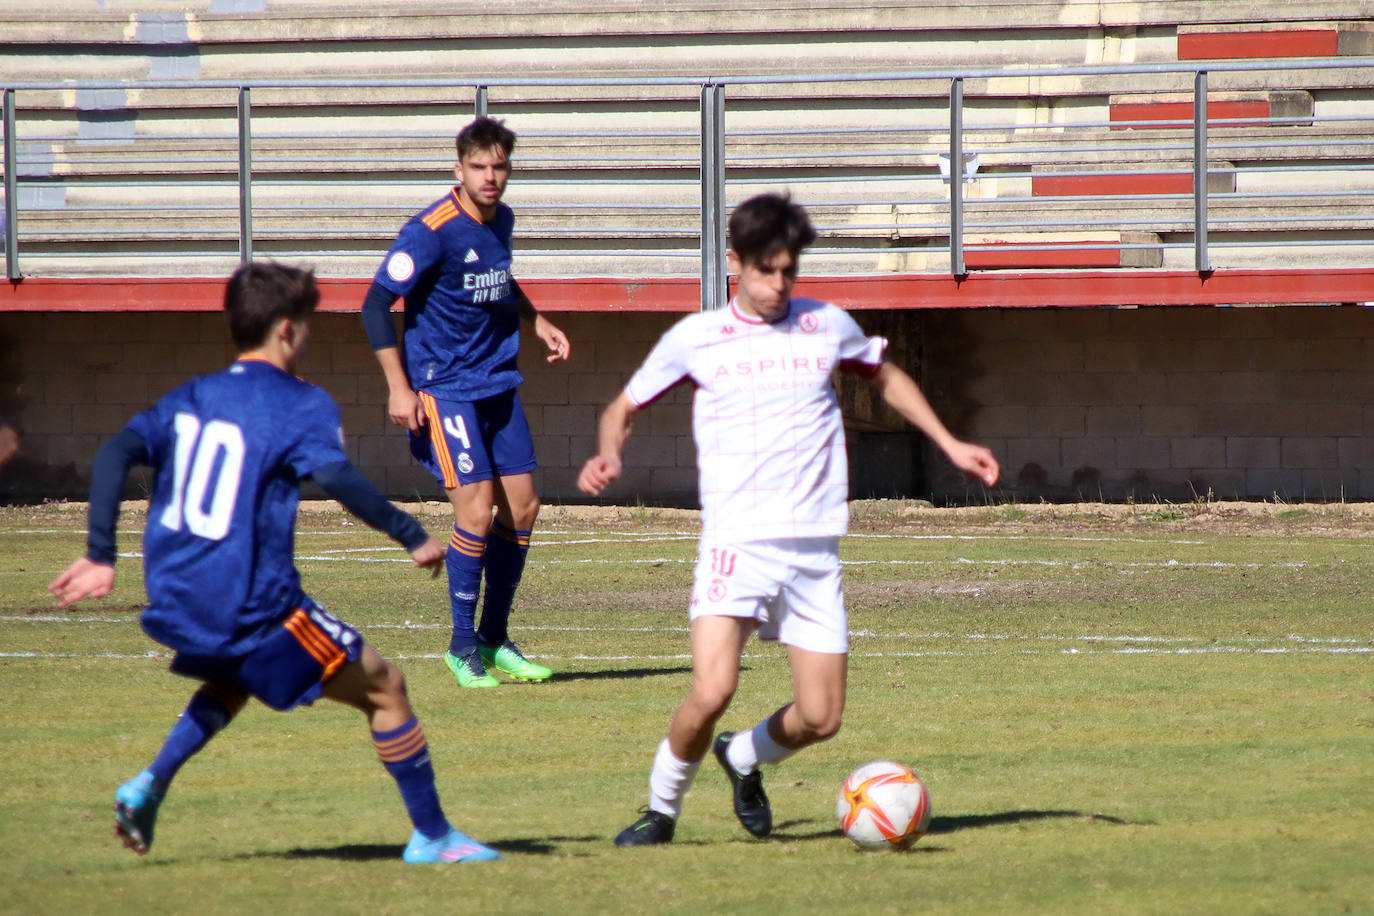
[0,500,1370,915]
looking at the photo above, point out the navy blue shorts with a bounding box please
[410,388,537,489]
[169,598,364,711]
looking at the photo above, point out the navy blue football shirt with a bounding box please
[127,359,348,656]
[373,189,523,401]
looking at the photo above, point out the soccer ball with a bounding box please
[836,760,932,851]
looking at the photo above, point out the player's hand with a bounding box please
[49,556,116,607]
[388,387,425,431]
[408,536,445,578]
[0,424,18,468]
[534,314,570,363]
[577,455,621,495]
[945,441,1000,487]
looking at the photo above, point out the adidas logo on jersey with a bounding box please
[464,248,480,263]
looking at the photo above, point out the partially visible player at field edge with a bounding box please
[0,416,18,468]
[49,262,501,865]
[362,116,569,689]
[578,193,999,846]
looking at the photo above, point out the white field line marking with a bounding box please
[3,643,1368,661]
[6,616,1363,648]
[5,615,1367,659]
[13,526,1374,560]
[0,527,1211,547]
[97,548,1331,572]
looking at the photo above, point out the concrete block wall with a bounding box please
[912,304,1374,503]
[2,304,1369,506]
[0,310,698,506]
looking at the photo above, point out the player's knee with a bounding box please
[686,682,735,721]
[371,658,408,702]
[796,708,843,743]
[513,492,540,528]
[813,714,842,743]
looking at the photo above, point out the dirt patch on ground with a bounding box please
[845,578,1046,609]
[555,589,689,614]
[846,499,1374,539]
[8,498,1374,540]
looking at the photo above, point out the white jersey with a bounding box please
[626,297,887,541]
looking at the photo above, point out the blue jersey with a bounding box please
[126,359,349,657]
[374,188,523,401]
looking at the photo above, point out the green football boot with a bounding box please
[478,640,552,682]
[444,649,499,688]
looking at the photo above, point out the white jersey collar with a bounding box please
[728,297,791,325]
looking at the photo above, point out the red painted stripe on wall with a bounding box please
[1177,29,1340,61]
[1032,173,1194,197]
[1109,100,1272,128]
[4,270,1373,312]
[963,246,1123,270]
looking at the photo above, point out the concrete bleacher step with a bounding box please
[4,3,1372,283]
[962,231,1164,269]
[4,1,1357,44]
[1029,164,1236,198]
[1109,91,1314,128]
[1178,21,1374,60]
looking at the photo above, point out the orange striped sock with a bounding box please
[373,717,449,840]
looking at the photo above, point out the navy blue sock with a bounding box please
[147,684,244,787]
[446,526,487,655]
[477,521,530,648]
[373,717,450,840]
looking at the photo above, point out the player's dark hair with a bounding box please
[456,116,516,160]
[224,262,320,350]
[728,193,817,266]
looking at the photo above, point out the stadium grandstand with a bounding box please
[2,0,1372,504]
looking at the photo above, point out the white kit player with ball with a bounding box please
[578,193,1000,846]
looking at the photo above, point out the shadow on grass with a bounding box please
[929,810,1133,833]
[253,832,678,861]
[235,811,1135,861]
[256,843,403,862]
[546,665,693,683]
[773,809,1133,843]
[254,835,570,861]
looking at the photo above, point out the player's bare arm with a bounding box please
[513,282,571,363]
[373,347,425,430]
[870,362,1000,487]
[49,556,116,607]
[578,391,639,495]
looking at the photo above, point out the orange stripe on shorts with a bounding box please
[284,609,348,680]
[417,391,459,489]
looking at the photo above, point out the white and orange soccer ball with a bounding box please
[836,760,932,851]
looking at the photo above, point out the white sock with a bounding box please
[727,718,796,775]
[648,738,700,820]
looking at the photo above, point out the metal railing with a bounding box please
[4,57,1374,307]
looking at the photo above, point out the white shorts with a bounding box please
[689,537,848,655]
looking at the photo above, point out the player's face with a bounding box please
[456,145,511,214]
[729,248,799,322]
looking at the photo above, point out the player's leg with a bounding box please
[114,680,248,855]
[776,646,848,747]
[411,392,501,687]
[715,539,848,836]
[477,470,550,681]
[472,391,548,682]
[441,478,501,687]
[323,642,501,864]
[616,614,754,846]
